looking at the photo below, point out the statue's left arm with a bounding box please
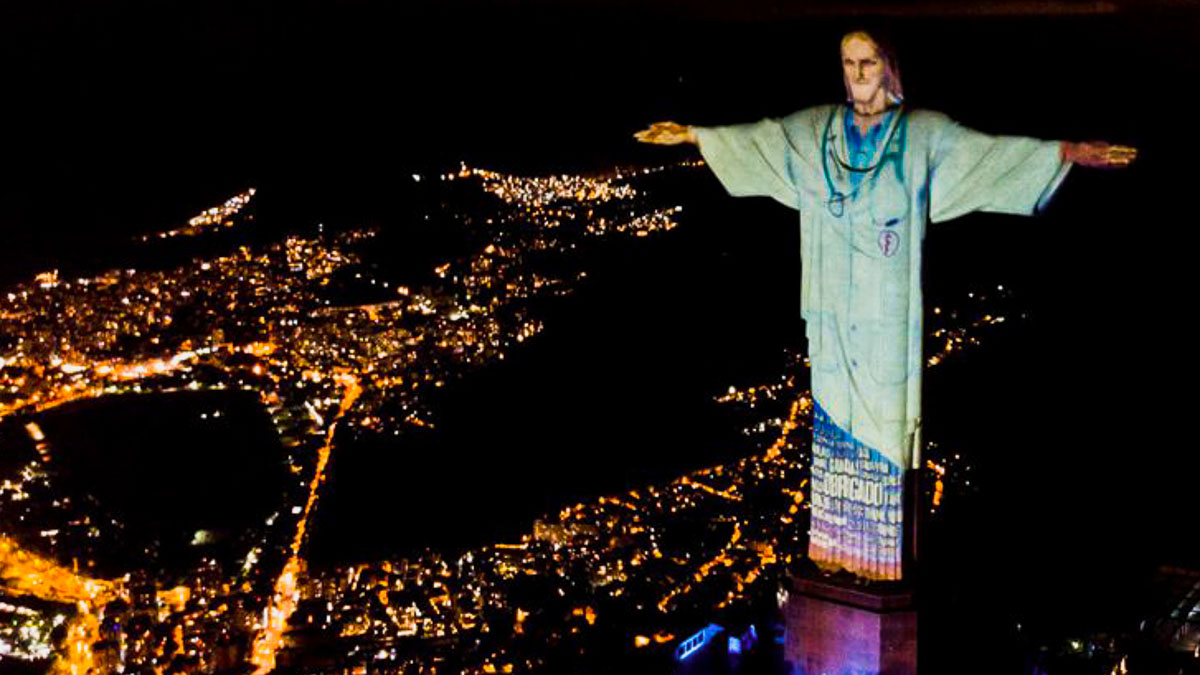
[927,114,1136,224]
[1060,141,1137,169]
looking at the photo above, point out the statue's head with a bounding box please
[841,30,904,107]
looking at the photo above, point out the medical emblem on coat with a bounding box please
[878,229,899,257]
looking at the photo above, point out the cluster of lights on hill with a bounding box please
[137,188,257,241]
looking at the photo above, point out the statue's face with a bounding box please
[841,35,887,105]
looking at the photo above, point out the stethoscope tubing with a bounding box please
[822,105,906,218]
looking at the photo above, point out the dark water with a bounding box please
[29,390,287,574]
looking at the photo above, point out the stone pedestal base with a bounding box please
[783,576,916,675]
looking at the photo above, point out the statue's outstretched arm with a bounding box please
[1061,141,1138,169]
[633,121,698,146]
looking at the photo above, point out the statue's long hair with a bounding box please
[841,30,904,104]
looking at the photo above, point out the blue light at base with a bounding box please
[738,624,757,652]
[675,624,723,661]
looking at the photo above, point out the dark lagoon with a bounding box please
[27,389,287,575]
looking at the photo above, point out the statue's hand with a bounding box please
[633,121,697,146]
[1062,141,1138,169]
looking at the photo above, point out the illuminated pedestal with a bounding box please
[783,576,916,675]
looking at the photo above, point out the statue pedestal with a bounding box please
[783,575,917,675]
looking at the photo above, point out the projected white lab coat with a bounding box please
[695,104,1070,472]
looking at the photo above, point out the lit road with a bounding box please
[250,373,361,675]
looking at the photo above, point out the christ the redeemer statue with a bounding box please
[636,30,1134,581]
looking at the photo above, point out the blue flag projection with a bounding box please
[691,38,1071,578]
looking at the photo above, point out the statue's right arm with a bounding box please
[633,121,698,146]
[638,116,801,210]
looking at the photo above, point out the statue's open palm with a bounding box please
[633,121,695,146]
[1064,141,1138,169]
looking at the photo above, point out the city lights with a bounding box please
[0,165,1001,674]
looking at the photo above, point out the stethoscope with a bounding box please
[821,104,906,218]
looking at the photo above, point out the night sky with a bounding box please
[2,0,1198,582]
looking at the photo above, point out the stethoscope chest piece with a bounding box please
[827,192,846,218]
